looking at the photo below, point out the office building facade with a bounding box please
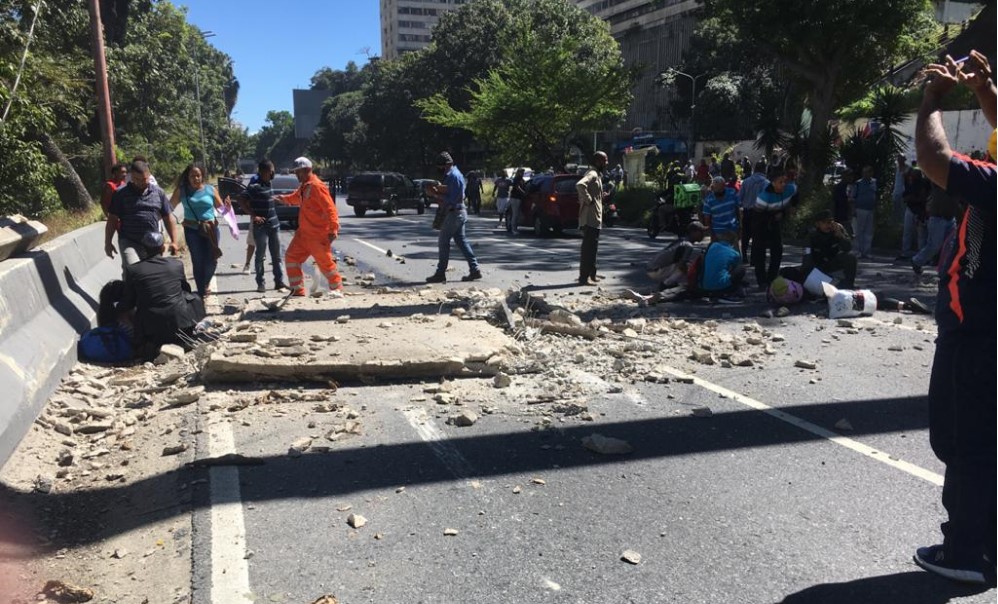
[380,0,467,60]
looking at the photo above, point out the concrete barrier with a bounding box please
[0,222,118,467]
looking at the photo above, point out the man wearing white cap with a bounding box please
[276,157,341,295]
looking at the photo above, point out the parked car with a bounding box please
[216,175,316,230]
[413,178,441,207]
[506,174,581,236]
[346,172,424,217]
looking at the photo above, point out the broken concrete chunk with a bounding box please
[229,333,257,343]
[582,433,633,455]
[42,580,95,603]
[270,337,304,347]
[621,549,642,564]
[154,344,185,365]
[164,386,205,408]
[452,411,479,427]
[75,422,113,434]
[794,359,817,370]
[288,437,313,457]
[347,513,367,529]
[443,528,459,536]
[493,373,512,389]
[162,444,188,456]
[336,315,351,324]
[692,351,715,365]
[691,406,713,418]
[834,419,854,431]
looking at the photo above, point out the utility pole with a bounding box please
[668,69,707,158]
[88,0,116,175]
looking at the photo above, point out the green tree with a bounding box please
[705,0,936,191]
[309,90,364,169]
[253,110,297,168]
[416,0,633,170]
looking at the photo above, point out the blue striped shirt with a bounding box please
[755,182,797,212]
[703,187,739,232]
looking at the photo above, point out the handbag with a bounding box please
[183,189,223,259]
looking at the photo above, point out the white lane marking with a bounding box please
[480,237,559,254]
[654,365,944,486]
[401,407,475,479]
[354,238,389,255]
[207,421,254,603]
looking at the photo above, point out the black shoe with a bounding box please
[914,545,987,585]
[425,273,446,284]
[461,270,483,282]
[906,297,931,315]
[912,261,923,276]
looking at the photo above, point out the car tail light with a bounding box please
[548,195,557,203]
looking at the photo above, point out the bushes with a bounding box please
[612,186,657,226]
[783,184,901,251]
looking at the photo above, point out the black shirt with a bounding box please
[806,227,852,269]
[119,255,200,348]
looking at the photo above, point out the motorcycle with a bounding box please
[646,190,697,239]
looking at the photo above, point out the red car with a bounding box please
[507,174,581,236]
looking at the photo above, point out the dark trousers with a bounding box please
[579,225,600,281]
[751,218,783,287]
[740,208,753,258]
[928,333,997,563]
[792,252,858,288]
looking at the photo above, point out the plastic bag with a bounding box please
[219,203,240,240]
[804,267,832,296]
[823,282,878,319]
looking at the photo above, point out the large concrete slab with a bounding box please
[202,289,515,383]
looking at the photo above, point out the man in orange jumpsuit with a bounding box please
[277,157,341,296]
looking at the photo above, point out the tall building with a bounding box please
[575,0,699,134]
[380,0,467,60]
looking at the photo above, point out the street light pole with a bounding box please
[670,69,707,158]
[193,30,215,168]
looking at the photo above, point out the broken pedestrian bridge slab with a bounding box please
[202,289,514,383]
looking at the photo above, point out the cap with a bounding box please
[290,157,313,171]
[435,152,453,166]
[711,176,726,185]
[814,209,833,222]
[141,231,164,250]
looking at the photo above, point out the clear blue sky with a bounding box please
[179,0,380,133]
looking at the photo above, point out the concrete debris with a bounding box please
[582,433,633,455]
[288,437,313,457]
[691,406,713,418]
[443,528,459,536]
[887,345,904,352]
[512,485,522,494]
[110,548,128,559]
[434,393,457,406]
[775,306,791,317]
[34,475,54,494]
[530,477,546,485]
[621,550,642,565]
[336,315,350,324]
[347,513,367,529]
[834,419,854,431]
[452,410,479,427]
[493,373,512,388]
[161,444,188,456]
[548,309,583,327]
[691,351,715,365]
[42,580,95,602]
[794,360,817,370]
[164,386,204,408]
[75,422,113,434]
[153,344,185,365]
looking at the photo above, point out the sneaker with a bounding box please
[461,270,483,282]
[256,284,266,293]
[242,264,251,275]
[425,273,447,284]
[914,545,987,584]
[290,289,307,297]
[275,283,289,291]
[912,260,923,276]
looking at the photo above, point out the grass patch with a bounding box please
[36,205,106,245]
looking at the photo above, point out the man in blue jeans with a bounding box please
[238,159,287,292]
[426,152,481,283]
[912,50,995,586]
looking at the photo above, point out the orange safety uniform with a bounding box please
[279,173,341,294]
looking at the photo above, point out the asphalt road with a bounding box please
[188,196,993,603]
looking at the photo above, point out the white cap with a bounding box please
[291,157,313,171]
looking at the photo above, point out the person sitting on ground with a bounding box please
[117,232,206,361]
[645,221,706,289]
[697,230,746,302]
[782,210,858,289]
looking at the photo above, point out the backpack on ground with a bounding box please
[78,326,133,363]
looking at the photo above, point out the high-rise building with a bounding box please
[380,0,468,60]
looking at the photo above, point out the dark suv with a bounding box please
[507,174,581,236]
[346,172,424,217]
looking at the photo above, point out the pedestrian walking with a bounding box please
[467,170,484,215]
[911,49,995,585]
[426,152,481,283]
[238,159,287,292]
[171,163,228,299]
[494,173,511,226]
[277,157,342,296]
[576,151,608,286]
[105,159,179,271]
[899,164,930,259]
[852,165,878,257]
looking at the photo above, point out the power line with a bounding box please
[1,1,44,124]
